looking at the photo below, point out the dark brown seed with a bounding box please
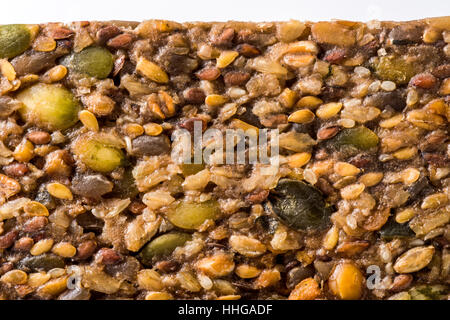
[23,217,48,233]
[0,262,13,275]
[223,71,251,86]
[96,25,121,44]
[129,201,146,215]
[336,240,370,256]
[323,48,347,63]
[128,201,147,215]
[76,240,97,260]
[419,130,448,152]
[212,28,235,47]
[348,154,373,169]
[315,148,329,160]
[196,67,221,81]
[3,163,28,177]
[315,178,334,195]
[131,135,171,157]
[179,118,207,133]
[259,114,288,128]
[409,73,437,89]
[286,265,315,289]
[13,237,34,251]
[27,131,51,144]
[112,54,126,77]
[71,174,113,199]
[0,230,18,249]
[47,27,74,40]
[431,64,450,78]
[97,248,121,265]
[183,88,206,104]
[317,126,340,140]
[245,189,269,204]
[390,274,413,292]
[236,43,261,57]
[107,33,133,49]
[155,260,179,273]
[422,152,448,167]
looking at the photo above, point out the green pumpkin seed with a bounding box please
[17,83,80,130]
[0,24,31,59]
[328,127,379,153]
[140,232,191,266]
[167,200,220,230]
[73,134,125,172]
[61,46,114,79]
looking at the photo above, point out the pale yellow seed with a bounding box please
[124,123,144,138]
[33,36,56,52]
[323,225,339,250]
[44,65,67,83]
[27,272,51,288]
[79,110,99,132]
[145,292,173,300]
[216,50,239,68]
[337,118,355,128]
[205,94,228,107]
[216,295,241,300]
[47,268,65,278]
[137,269,163,291]
[440,78,450,95]
[334,162,361,176]
[400,168,420,186]
[316,102,343,119]
[144,123,163,136]
[136,57,169,84]
[278,88,298,108]
[423,28,441,43]
[340,183,365,200]
[424,99,446,116]
[51,242,77,258]
[296,250,315,266]
[421,193,448,210]
[13,139,34,162]
[287,152,312,168]
[46,182,73,200]
[0,270,28,285]
[0,59,16,81]
[20,74,39,85]
[286,40,318,54]
[230,119,259,136]
[37,277,67,297]
[288,109,315,123]
[24,201,49,217]
[296,96,323,109]
[406,109,444,130]
[30,239,54,256]
[235,265,261,279]
[379,114,403,128]
[395,208,417,224]
[359,172,383,187]
[393,147,417,160]
[303,168,317,185]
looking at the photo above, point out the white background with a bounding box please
[0,0,448,23]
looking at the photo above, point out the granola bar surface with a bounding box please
[0,18,448,300]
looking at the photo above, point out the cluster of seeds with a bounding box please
[0,18,448,300]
